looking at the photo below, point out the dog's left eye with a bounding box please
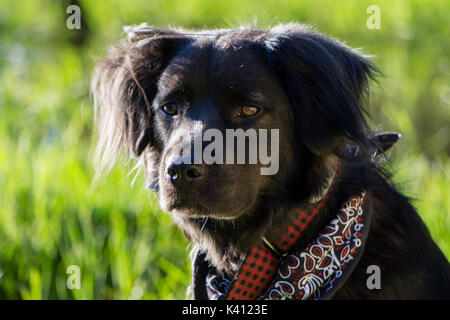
[162,103,178,116]
[238,106,260,117]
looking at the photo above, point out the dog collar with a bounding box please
[198,190,371,300]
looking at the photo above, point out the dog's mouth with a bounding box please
[163,196,211,218]
[159,184,256,220]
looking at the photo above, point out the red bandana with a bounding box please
[260,192,368,300]
[202,191,370,300]
[224,186,339,300]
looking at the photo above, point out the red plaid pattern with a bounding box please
[277,207,319,252]
[261,192,368,300]
[277,163,338,252]
[226,243,278,300]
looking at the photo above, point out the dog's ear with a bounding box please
[91,24,190,175]
[263,24,377,156]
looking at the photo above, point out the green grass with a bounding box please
[0,0,448,299]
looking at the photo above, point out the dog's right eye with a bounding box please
[162,103,178,116]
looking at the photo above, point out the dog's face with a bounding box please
[153,41,295,219]
[92,23,375,223]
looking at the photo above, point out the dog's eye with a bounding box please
[162,103,178,116]
[239,106,260,117]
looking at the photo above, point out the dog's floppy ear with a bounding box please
[263,24,377,156]
[91,24,190,175]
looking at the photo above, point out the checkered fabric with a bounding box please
[226,243,279,300]
[261,192,368,300]
[277,205,324,252]
[276,164,338,252]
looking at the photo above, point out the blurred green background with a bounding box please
[0,0,448,299]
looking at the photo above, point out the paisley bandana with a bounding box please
[194,191,371,300]
[261,192,368,300]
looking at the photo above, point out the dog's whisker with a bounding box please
[146,177,159,191]
[200,217,209,232]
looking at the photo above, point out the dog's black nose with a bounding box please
[167,162,203,187]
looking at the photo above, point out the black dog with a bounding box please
[92,23,450,299]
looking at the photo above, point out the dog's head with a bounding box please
[92,23,375,224]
